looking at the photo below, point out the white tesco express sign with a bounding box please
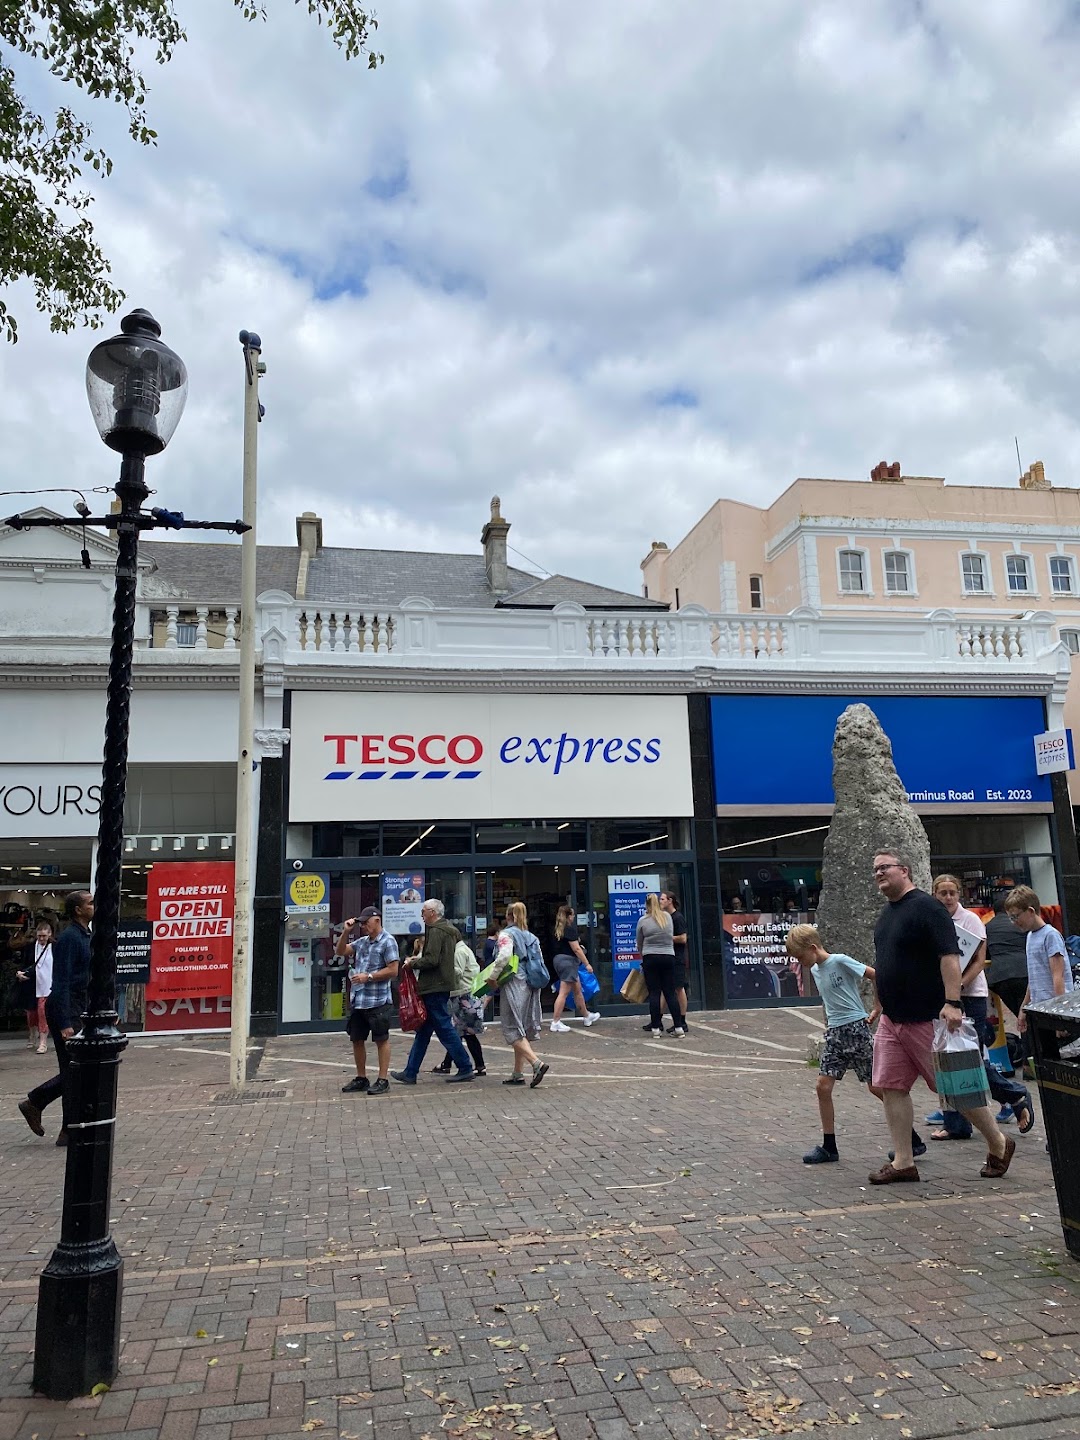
[288,693,693,822]
[1034,729,1074,776]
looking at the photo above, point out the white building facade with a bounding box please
[1,500,1073,1029]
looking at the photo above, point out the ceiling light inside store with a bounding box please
[151,837,162,852]
[220,836,232,850]
[613,834,668,852]
[400,825,435,858]
[715,824,828,854]
[197,835,208,850]
[173,837,184,851]
[124,838,135,852]
[501,842,526,854]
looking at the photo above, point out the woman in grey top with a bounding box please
[636,894,685,1038]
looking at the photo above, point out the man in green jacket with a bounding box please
[391,899,476,1084]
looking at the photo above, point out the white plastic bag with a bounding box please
[932,1017,989,1112]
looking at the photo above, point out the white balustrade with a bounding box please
[132,601,1065,685]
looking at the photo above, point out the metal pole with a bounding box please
[32,452,144,1399]
[230,332,262,1090]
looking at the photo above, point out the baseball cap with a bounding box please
[358,906,380,922]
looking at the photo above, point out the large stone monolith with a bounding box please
[816,703,932,968]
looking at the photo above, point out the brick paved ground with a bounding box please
[1,1006,1079,1440]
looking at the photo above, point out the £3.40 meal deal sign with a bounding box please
[144,861,235,1003]
[287,692,693,822]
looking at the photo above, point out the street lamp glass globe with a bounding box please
[85,308,188,456]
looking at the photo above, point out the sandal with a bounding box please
[1014,1098,1035,1134]
[931,1128,971,1141]
[502,1073,526,1086]
[430,1062,451,1074]
[980,1136,1016,1178]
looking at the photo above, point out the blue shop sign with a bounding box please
[711,695,1051,806]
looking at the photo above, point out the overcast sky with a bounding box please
[3,1,1080,595]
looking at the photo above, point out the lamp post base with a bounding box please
[32,1241,123,1400]
[32,1018,127,1400]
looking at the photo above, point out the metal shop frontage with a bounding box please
[279,691,700,1031]
[708,692,1069,1007]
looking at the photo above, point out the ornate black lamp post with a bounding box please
[5,309,248,1400]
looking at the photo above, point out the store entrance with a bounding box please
[471,864,589,989]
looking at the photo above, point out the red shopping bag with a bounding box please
[398,966,427,1033]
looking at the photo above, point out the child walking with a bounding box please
[785,924,892,1165]
[1006,885,1074,1061]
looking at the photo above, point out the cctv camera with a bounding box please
[292,859,304,871]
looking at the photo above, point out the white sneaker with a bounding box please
[672,1027,686,1038]
[583,1011,601,1026]
[549,1020,571,1033]
[650,1028,663,1037]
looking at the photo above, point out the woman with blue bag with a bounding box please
[493,901,549,1087]
[549,905,601,1033]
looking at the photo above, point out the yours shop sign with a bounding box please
[289,693,693,821]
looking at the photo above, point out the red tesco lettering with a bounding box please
[325,734,483,767]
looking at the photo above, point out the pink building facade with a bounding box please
[641,463,1080,939]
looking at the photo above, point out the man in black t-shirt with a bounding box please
[660,891,689,1033]
[868,849,1014,1186]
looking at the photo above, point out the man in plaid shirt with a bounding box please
[336,907,400,1096]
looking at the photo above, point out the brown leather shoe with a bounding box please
[868,1162,920,1184]
[980,1136,1016,1178]
[18,1099,44,1137]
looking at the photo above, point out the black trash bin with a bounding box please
[1026,990,1080,1260]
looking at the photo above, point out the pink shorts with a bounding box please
[871,1015,937,1093]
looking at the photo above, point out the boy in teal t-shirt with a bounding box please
[786,924,887,1165]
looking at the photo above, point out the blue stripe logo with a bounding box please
[324,770,482,781]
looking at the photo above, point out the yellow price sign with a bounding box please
[288,873,327,908]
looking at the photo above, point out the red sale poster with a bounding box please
[144,861,234,1022]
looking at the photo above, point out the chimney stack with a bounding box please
[870,460,902,482]
[1019,460,1049,490]
[482,495,510,595]
[294,511,323,600]
[295,511,323,556]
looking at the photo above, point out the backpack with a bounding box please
[506,925,548,990]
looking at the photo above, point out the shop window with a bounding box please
[475,821,586,853]
[838,549,866,594]
[312,822,380,858]
[749,574,763,610]
[883,550,912,595]
[1006,554,1032,594]
[961,552,989,594]
[591,818,692,852]
[380,822,474,856]
[1050,554,1076,595]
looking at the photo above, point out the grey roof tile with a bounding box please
[138,541,663,611]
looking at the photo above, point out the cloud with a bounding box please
[4,0,1080,595]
